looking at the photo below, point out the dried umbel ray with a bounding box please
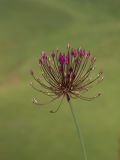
[30,44,103,113]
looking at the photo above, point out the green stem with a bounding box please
[68,100,88,160]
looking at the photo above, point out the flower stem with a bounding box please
[68,100,88,160]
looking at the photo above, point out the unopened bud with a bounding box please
[67,43,70,49]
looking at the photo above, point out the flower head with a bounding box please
[30,44,103,113]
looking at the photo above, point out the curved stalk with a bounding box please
[68,100,88,160]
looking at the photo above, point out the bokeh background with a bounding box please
[0,0,120,160]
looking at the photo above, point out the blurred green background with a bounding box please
[0,0,120,160]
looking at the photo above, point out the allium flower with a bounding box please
[30,44,104,160]
[30,44,103,113]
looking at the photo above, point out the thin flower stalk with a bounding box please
[69,100,87,160]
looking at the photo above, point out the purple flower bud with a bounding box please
[58,53,65,64]
[77,47,81,54]
[39,58,43,64]
[39,51,47,64]
[41,51,47,60]
[71,48,76,57]
[65,54,69,64]
[50,51,55,58]
[78,48,85,57]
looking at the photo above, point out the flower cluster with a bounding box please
[30,44,103,112]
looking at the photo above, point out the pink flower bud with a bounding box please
[71,48,76,57]
[78,48,85,57]
[41,51,47,60]
[58,53,65,64]
[50,51,55,58]
[65,54,69,64]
